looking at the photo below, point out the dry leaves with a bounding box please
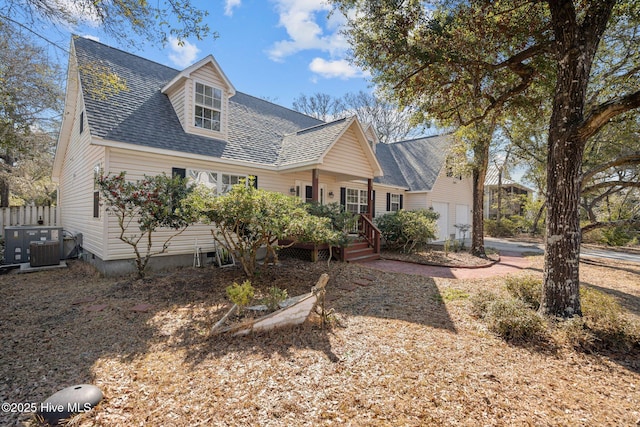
[0,255,639,426]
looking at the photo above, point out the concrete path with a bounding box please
[359,251,532,279]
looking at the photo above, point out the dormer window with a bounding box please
[194,82,222,131]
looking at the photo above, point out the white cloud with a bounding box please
[308,57,367,79]
[168,37,200,68]
[267,0,349,62]
[224,0,242,16]
[81,34,100,42]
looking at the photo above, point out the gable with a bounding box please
[321,126,375,178]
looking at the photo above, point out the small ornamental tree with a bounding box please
[185,178,341,277]
[96,171,195,278]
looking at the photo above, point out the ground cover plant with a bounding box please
[1,254,639,426]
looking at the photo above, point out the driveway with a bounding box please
[360,237,640,279]
[485,237,640,264]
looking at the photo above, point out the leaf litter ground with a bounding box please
[1,254,639,426]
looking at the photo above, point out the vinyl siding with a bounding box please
[185,64,231,140]
[101,148,387,260]
[165,84,186,129]
[410,168,473,240]
[58,87,107,258]
[321,127,374,178]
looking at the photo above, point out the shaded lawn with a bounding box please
[0,256,638,426]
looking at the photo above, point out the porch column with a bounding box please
[367,178,373,218]
[312,169,320,203]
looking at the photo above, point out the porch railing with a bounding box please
[358,214,381,254]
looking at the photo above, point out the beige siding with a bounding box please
[58,88,107,258]
[407,168,474,240]
[103,149,304,260]
[166,84,186,129]
[185,64,231,140]
[321,127,374,178]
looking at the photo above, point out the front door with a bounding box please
[296,181,325,204]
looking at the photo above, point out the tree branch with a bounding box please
[579,90,640,141]
[581,151,640,185]
[581,218,640,234]
[582,180,640,194]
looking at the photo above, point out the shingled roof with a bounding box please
[375,135,453,191]
[73,36,325,166]
[71,37,451,186]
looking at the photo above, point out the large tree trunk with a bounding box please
[470,125,492,258]
[540,0,615,318]
[0,175,10,207]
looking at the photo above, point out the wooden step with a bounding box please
[346,252,380,263]
[343,246,376,261]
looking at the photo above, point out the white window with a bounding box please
[390,193,401,212]
[346,188,368,214]
[188,170,218,194]
[187,169,246,195]
[194,82,222,131]
[221,173,245,194]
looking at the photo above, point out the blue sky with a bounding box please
[38,0,373,110]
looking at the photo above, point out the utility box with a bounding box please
[30,240,61,267]
[4,226,63,264]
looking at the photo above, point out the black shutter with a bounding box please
[251,175,258,189]
[172,167,186,179]
[80,111,84,134]
[93,191,99,218]
[400,194,404,210]
[386,192,391,211]
[340,187,346,209]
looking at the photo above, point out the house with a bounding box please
[483,164,534,220]
[52,37,473,275]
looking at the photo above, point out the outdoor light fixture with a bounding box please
[328,191,334,199]
[289,187,296,195]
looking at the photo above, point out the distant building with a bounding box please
[483,164,534,219]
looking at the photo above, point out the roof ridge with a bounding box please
[232,91,325,124]
[289,116,350,136]
[73,35,180,74]
[384,132,451,145]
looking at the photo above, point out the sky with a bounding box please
[33,0,373,110]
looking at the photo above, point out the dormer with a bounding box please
[362,123,380,153]
[162,55,236,141]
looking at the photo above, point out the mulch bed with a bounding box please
[382,248,500,267]
[1,255,639,426]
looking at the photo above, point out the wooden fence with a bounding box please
[0,206,60,233]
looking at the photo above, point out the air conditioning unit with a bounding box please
[4,226,63,264]
[30,240,61,267]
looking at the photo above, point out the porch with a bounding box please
[279,212,381,263]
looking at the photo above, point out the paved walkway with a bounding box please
[358,251,532,279]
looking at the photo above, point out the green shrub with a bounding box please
[505,275,542,310]
[484,298,548,342]
[555,287,640,351]
[305,202,358,236]
[261,286,288,311]
[376,209,438,253]
[226,280,255,309]
[484,218,519,237]
[599,225,637,246]
[185,181,342,277]
[469,290,499,319]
